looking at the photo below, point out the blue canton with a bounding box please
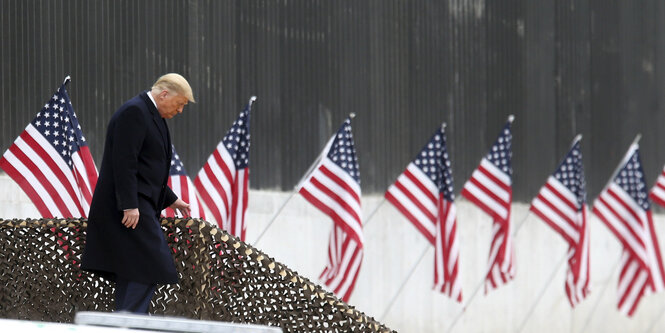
[30,83,87,168]
[412,126,454,201]
[222,104,251,169]
[552,140,586,209]
[169,145,188,176]
[485,120,513,177]
[614,148,650,211]
[327,117,360,183]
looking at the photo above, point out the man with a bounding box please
[82,73,194,314]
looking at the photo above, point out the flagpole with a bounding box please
[602,134,641,192]
[253,155,325,245]
[252,191,297,245]
[361,198,385,227]
[514,133,585,332]
[448,132,586,332]
[382,209,533,330]
[575,135,643,332]
[376,123,456,320]
[253,112,354,245]
[445,209,532,332]
[255,185,384,246]
[511,211,532,238]
[447,117,526,332]
[379,243,431,321]
[447,133,580,332]
[294,113,355,190]
[644,302,665,333]
[515,252,569,333]
[576,258,622,333]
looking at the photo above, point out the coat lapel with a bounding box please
[141,92,170,156]
[164,120,172,161]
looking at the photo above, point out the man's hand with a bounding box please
[122,208,140,229]
[169,198,191,218]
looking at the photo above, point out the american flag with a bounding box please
[162,145,206,219]
[194,97,255,241]
[649,165,665,208]
[0,77,98,218]
[592,142,665,316]
[530,136,590,307]
[461,116,514,292]
[298,116,363,301]
[385,124,462,301]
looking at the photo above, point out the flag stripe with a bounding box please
[593,146,665,316]
[313,169,362,226]
[593,197,648,263]
[649,167,665,208]
[231,168,249,240]
[8,143,79,217]
[386,126,462,302]
[179,175,189,206]
[403,165,438,205]
[22,127,84,213]
[194,111,250,241]
[319,162,361,204]
[530,194,579,245]
[300,185,363,246]
[162,174,206,219]
[327,238,361,291]
[461,121,514,294]
[651,186,665,207]
[385,190,436,244]
[384,163,439,243]
[301,161,363,244]
[434,199,462,301]
[468,174,509,212]
[541,180,578,220]
[394,176,437,221]
[462,181,509,221]
[0,82,98,219]
[320,229,363,302]
[475,163,511,201]
[606,185,648,235]
[195,176,225,223]
[77,145,98,200]
[197,165,230,227]
[206,148,235,211]
[646,211,665,291]
[189,178,206,219]
[72,146,97,206]
[300,117,363,302]
[71,154,90,200]
[18,130,85,216]
[0,155,53,217]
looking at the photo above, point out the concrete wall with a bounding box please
[2,175,665,332]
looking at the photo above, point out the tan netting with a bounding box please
[0,218,394,332]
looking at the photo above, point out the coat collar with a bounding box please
[140,91,160,119]
[140,91,171,157]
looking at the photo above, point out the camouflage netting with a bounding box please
[0,218,394,332]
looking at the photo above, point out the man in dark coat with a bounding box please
[82,73,194,313]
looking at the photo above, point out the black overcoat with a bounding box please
[82,92,179,284]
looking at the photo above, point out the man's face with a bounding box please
[157,91,188,119]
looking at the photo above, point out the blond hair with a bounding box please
[152,73,196,102]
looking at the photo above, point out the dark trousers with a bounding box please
[115,276,157,314]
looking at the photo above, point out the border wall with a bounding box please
[2,176,665,332]
[3,1,665,199]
